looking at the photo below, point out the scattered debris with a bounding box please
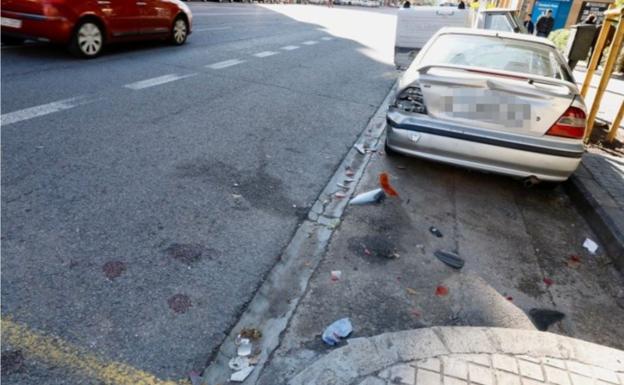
[344,178,355,183]
[354,143,366,154]
[363,247,371,256]
[248,355,261,365]
[168,294,192,314]
[336,183,349,190]
[349,188,385,205]
[583,238,599,254]
[322,318,353,346]
[406,287,417,295]
[188,371,202,385]
[166,243,203,265]
[429,227,443,238]
[506,296,513,301]
[528,308,565,331]
[379,172,399,197]
[229,356,250,371]
[566,255,582,269]
[232,194,243,199]
[543,277,554,287]
[102,260,126,280]
[330,270,342,281]
[230,366,254,382]
[434,250,464,269]
[239,328,262,340]
[335,192,347,199]
[237,338,252,357]
[435,285,449,297]
[345,167,355,177]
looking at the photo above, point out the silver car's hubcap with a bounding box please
[173,20,187,44]
[78,23,102,56]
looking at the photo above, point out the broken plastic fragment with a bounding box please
[336,183,349,190]
[429,226,443,238]
[230,366,254,382]
[321,318,353,346]
[434,250,464,269]
[330,270,342,281]
[406,287,417,295]
[379,172,399,197]
[335,192,347,199]
[349,188,385,205]
[435,285,449,296]
[583,238,598,254]
[528,308,565,331]
[229,356,250,371]
[345,169,355,177]
[239,328,262,340]
[354,143,366,155]
[237,339,252,357]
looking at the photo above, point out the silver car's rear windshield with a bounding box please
[421,34,572,82]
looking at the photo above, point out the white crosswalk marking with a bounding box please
[206,59,245,69]
[321,37,334,41]
[1,97,93,126]
[281,45,300,50]
[123,74,196,90]
[302,40,318,45]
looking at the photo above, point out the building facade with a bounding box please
[521,0,613,29]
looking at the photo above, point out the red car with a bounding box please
[1,0,192,58]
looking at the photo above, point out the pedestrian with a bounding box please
[535,9,555,37]
[583,13,597,24]
[523,14,534,34]
[327,0,333,7]
[470,0,479,9]
[403,0,411,8]
[458,0,466,9]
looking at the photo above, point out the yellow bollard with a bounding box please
[583,15,624,142]
[580,19,612,98]
[607,101,624,142]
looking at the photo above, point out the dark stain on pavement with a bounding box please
[102,261,126,280]
[348,235,400,264]
[516,275,545,298]
[1,350,25,375]
[166,243,204,265]
[168,294,192,314]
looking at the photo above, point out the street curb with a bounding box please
[200,81,398,385]
[564,168,624,271]
[288,327,624,385]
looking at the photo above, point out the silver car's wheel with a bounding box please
[77,22,103,56]
[172,17,188,45]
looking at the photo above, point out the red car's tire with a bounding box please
[171,16,188,46]
[69,19,104,58]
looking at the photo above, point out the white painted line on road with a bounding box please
[192,12,270,16]
[253,51,279,58]
[302,40,318,45]
[206,59,245,69]
[321,37,334,41]
[123,73,196,90]
[281,45,300,51]
[1,97,92,126]
[194,26,232,32]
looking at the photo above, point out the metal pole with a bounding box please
[584,17,624,142]
[580,19,612,98]
[607,101,624,142]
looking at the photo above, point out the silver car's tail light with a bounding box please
[394,84,427,114]
[546,106,586,139]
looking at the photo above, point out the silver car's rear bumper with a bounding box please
[386,110,584,182]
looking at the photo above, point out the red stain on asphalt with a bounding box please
[102,261,126,280]
[379,172,399,197]
[506,296,513,301]
[435,285,449,296]
[543,277,554,287]
[168,294,192,314]
[567,255,582,268]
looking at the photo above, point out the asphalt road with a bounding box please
[1,3,398,383]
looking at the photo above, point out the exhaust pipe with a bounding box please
[523,175,540,188]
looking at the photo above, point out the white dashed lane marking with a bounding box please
[0,97,94,126]
[321,37,334,41]
[206,59,245,69]
[253,51,279,58]
[281,45,300,50]
[302,40,318,45]
[193,26,232,32]
[124,73,196,90]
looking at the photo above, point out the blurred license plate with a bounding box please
[1,17,22,28]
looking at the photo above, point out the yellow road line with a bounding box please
[2,317,188,385]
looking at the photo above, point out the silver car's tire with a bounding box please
[171,16,188,46]
[70,20,104,58]
[384,138,400,157]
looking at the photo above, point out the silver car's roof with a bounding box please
[434,27,557,48]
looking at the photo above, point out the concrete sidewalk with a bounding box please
[289,327,624,385]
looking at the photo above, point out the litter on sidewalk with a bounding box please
[322,318,353,346]
[230,366,254,382]
[379,172,399,197]
[237,339,252,357]
[429,226,443,238]
[331,270,342,281]
[349,188,385,205]
[583,238,599,254]
[434,250,464,269]
[528,308,565,331]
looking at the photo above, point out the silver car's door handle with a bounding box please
[136,1,147,5]
[97,0,111,4]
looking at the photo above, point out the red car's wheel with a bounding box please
[171,16,188,46]
[69,19,104,58]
